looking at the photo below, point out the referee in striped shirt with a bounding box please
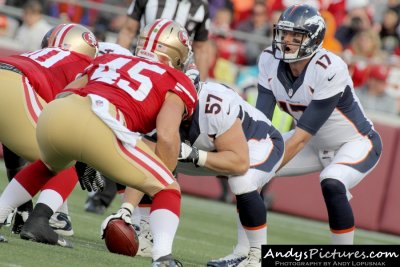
[117,0,210,81]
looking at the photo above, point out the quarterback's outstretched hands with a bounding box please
[75,162,105,192]
[100,203,133,239]
[178,142,207,167]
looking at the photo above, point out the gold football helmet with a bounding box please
[46,23,98,59]
[136,19,192,70]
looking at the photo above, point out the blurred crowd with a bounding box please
[1,0,400,115]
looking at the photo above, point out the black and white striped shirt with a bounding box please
[127,0,209,42]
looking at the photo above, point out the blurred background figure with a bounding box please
[321,10,343,55]
[355,64,400,115]
[0,13,19,38]
[342,29,387,88]
[13,0,51,51]
[235,0,271,65]
[379,7,400,54]
[335,0,373,48]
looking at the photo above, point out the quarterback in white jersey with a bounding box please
[179,81,284,267]
[257,4,382,245]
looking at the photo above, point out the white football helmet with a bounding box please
[46,23,98,59]
[136,19,192,70]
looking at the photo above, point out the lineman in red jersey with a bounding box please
[0,23,98,242]
[0,19,197,266]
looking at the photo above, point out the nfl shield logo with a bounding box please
[288,88,293,97]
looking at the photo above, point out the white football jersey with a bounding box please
[258,47,374,149]
[186,82,277,151]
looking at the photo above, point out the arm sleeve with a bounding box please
[297,92,341,135]
[256,84,276,121]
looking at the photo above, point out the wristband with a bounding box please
[197,150,207,166]
[121,202,134,214]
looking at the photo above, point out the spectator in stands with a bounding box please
[235,0,270,65]
[208,0,234,20]
[379,7,400,54]
[321,10,343,55]
[208,7,246,83]
[335,1,373,48]
[14,0,52,51]
[0,14,19,38]
[342,29,387,88]
[355,64,399,115]
[116,0,210,81]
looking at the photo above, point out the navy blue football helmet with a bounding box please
[272,4,326,62]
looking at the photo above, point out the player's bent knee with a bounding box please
[321,178,354,230]
[321,178,346,196]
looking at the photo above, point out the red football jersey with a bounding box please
[0,47,92,102]
[71,54,198,133]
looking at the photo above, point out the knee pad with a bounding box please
[321,178,354,230]
[236,191,266,228]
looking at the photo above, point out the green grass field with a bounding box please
[0,160,400,267]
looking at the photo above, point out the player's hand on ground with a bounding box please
[100,207,132,239]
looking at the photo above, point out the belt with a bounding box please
[0,63,22,75]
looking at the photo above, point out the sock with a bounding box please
[57,200,69,214]
[150,189,181,260]
[15,160,55,197]
[131,207,141,226]
[0,179,32,222]
[236,191,267,250]
[36,190,64,214]
[233,213,250,256]
[332,230,355,244]
[41,167,78,201]
[321,178,354,244]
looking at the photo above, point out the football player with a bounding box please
[256,4,382,245]
[0,19,197,267]
[104,79,284,267]
[0,23,98,240]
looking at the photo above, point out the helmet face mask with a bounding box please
[272,4,326,63]
[136,19,192,70]
[46,23,98,59]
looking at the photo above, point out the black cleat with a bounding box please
[20,216,73,248]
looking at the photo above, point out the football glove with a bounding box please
[100,203,133,239]
[185,63,200,91]
[75,161,105,192]
[178,142,207,167]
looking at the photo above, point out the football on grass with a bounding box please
[104,219,139,257]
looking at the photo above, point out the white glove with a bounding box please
[100,203,133,239]
[178,142,207,167]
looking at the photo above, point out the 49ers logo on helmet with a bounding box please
[82,32,97,47]
[178,30,190,47]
